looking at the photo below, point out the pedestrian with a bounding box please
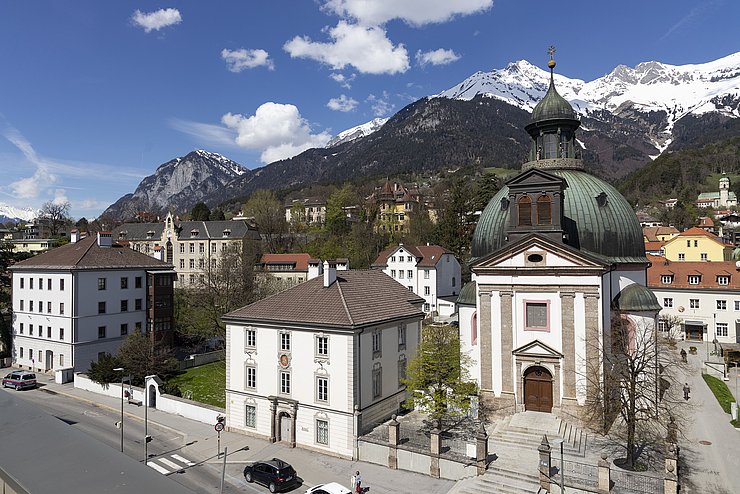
[351,470,362,493]
[683,382,690,400]
[680,348,687,363]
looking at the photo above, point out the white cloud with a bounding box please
[131,8,182,33]
[323,0,492,26]
[327,94,358,112]
[221,103,331,163]
[221,48,275,72]
[52,189,69,205]
[330,72,356,89]
[366,91,395,117]
[284,21,409,75]
[416,48,461,67]
[169,118,239,148]
[3,127,57,199]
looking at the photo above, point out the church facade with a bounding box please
[458,54,660,419]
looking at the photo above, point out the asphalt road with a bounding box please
[14,386,293,494]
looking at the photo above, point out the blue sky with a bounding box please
[0,0,737,219]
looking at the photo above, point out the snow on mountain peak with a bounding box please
[327,117,389,147]
[0,203,38,223]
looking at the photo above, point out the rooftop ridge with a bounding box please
[335,277,354,326]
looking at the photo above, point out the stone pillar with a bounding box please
[553,361,561,407]
[430,428,441,479]
[500,290,514,396]
[516,360,523,407]
[664,463,678,494]
[665,443,678,493]
[479,288,493,391]
[269,399,277,443]
[598,451,610,494]
[537,435,552,492]
[388,415,399,470]
[290,402,298,448]
[476,423,488,476]
[560,291,577,403]
[584,293,600,403]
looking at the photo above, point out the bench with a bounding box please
[128,398,143,407]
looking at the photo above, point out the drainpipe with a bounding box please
[353,327,364,460]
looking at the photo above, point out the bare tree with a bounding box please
[584,314,691,470]
[243,190,287,253]
[39,200,71,236]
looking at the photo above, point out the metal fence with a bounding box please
[611,468,664,494]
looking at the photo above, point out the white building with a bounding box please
[372,244,461,316]
[648,254,740,344]
[9,232,175,374]
[223,265,424,458]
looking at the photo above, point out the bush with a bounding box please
[162,382,182,397]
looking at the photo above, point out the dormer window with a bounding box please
[222,229,231,237]
[688,275,701,285]
[536,195,552,225]
[661,275,673,285]
[717,275,730,285]
[146,230,154,239]
[191,229,199,237]
[517,195,532,226]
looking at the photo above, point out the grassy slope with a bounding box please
[167,360,226,409]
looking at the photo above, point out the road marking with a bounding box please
[172,454,195,466]
[160,458,183,470]
[147,462,170,475]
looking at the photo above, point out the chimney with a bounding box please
[70,229,79,243]
[153,246,163,261]
[97,231,112,248]
[308,259,323,280]
[323,260,336,288]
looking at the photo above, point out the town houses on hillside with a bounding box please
[9,232,175,374]
[256,253,348,286]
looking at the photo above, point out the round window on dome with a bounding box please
[527,254,544,263]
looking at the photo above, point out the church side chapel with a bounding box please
[458,49,661,421]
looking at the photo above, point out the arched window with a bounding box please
[471,312,478,346]
[518,196,532,226]
[536,195,552,225]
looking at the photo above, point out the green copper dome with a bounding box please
[471,169,647,263]
[530,77,577,123]
[612,283,661,312]
[457,281,477,306]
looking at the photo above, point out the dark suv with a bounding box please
[2,371,37,390]
[243,458,298,493]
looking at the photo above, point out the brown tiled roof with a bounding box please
[642,226,679,242]
[372,244,453,268]
[644,241,665,251]
[647,254,740,290]
[260,253,312,271]
[224,269,425,328]
[10,235,173,271]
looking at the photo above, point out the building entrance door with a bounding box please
[45,350,53,372]
[524,366,553,413]
[685,324,704,341]
[278,412,292,442]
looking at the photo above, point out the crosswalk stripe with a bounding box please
[172,454,195,466]
[148,462,170,475]
[160,458,182,470]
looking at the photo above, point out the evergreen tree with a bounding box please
[190,202,211,221]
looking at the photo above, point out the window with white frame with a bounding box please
[372,364,382,399]
[372,329,382,358]
[280,332,291,351]
[316,335,329,357]
[245,328,256,349]
[657,319,667,332]
[701,253,708,261]
[716,322,729,337]
[399,270,404,279]
[97,278,106,290]
[316,376,328,402]
[424,270,429,279]
[663,298,673,308]
[60,279,64,290]
[391,256,396,262]
[245,365,256,389]
[678,253,685,261]
[718,275,730,285]
[661,275,673,284]
[279,371,291,395]
[245,405,256,428]
[316,419,329,445]
[717,300,727,310]
[424,303,430,312]
[391,269,396,278]
[424,286,430,295]
[688,275,700,284]
[407,270,413,279]
[525,301,549,331]
[408,286,413,291]
[690,299,699,309]
[735,300,740,311]
[398,324,406,350]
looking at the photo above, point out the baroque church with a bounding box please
[457,53,661,419]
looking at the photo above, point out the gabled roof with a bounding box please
[642,226,679,242]
[647,254,740,290]
[665,227,727,247]
[644,241,665,251]
[259,253,313,271]
[224,270,424,329]
[371,244,454,268]
[112,219,259,241]
[10,235,173,271]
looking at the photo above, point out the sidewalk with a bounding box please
[675,342,740,494]
[31,372,454,494]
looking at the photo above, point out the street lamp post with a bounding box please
[552,438,565,493]
[144,375,156,464]
[114,367,124,453]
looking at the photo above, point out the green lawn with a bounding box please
[167,360,226,409]
[702,374,734,414]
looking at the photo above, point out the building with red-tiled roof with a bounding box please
[662,227,733,262]
[647,254,740,343]
[9,233,176,375]
[257,254,348,286]
[223,265,424,458]
[642,226,679,243]
[372,243,461,317]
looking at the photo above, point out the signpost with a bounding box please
[215,415,225,458]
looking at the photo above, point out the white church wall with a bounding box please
[574,293,588,405]
[458,305,480,388]
[491,290,503,396]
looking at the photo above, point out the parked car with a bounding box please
[244,458,299,493]
[2,371,37,390]
[304,482,351,494]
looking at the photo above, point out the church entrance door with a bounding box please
[524,366,553,413]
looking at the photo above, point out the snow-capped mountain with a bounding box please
[435,52,740,151]
[327,118,389,147]
[102,150,250,220]
[0,203,37,224]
